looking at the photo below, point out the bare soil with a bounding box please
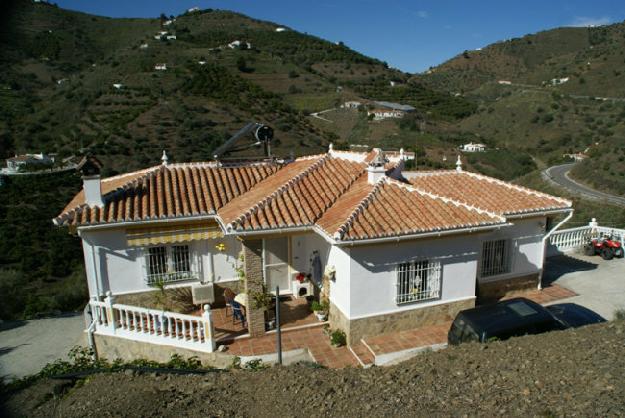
[3,321,625,417]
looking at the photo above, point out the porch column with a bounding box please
[242,239,265,337]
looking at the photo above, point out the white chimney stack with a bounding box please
[83,175,104,207]
[367,148,387,184]
[78,156,104,207]
[456,155,463,172]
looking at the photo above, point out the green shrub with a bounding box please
[614,309,625,320]
[330,330,346,347]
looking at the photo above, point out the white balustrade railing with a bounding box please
[547,219,625,257]
[89,295,215,352]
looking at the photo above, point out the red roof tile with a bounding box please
[54,163,279,226]
[55,151,572,242]
[406,171,571,216]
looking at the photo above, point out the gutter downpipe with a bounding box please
[537,210,574,290]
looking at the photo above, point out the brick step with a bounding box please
[349,341,375,368]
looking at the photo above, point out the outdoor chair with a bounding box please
[231,301,246,327]
[223,288,236,317]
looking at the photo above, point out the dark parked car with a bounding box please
[448,298,566,345]
[546,303,606,328]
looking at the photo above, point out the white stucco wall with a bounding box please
[79,228,243,298]
[477,217,546,282]
[346,234,481,319]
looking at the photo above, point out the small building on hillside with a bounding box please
[154,63,167,71]
[140,43,149,49]
[550,77,569,86]
[342,101,362,109]
[368,108,405,120]
[498,80,512,85]
[563,153,588,162]
[275,27,287,32]
[228,40,252,50]
[3,153,55,173]
[187,6,200,13]
[461,142,487,152]
[373,101,415,113]
[112,83,123,90]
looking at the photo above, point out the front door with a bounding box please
[263,237,291,294]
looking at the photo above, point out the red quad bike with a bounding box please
[584,234,624,260]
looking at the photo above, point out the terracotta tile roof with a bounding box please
[55,150,572,242]
[318,178,505,241]
[406,171,572,216]
[219,155,366,231]
[54,163,279,226]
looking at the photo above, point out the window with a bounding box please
[396,259,441,304]
[146,245,195,285]
[481,239,511,278]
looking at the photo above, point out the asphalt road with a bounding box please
[0,314,85,381]
[543,163,625,207]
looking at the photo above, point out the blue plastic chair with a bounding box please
[231,301,246,327]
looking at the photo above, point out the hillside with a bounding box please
[413,21,625,196]
[3,320,625,416]
[418,23,625,96]
[0,0,473,174]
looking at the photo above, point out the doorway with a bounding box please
[263,237,291,295]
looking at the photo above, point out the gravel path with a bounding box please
[3,320,625,417]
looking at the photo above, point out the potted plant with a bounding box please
[310,300,328,321]
[330,329,346,347]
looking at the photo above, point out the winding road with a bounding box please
[543,163,625,207]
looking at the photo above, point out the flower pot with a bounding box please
[314,311,328,321]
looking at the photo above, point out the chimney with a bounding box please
[456,155,463,172]
[77,156,104,207]
[367,148,387,184]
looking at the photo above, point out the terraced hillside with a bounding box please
[0,0,473,173]
[413,21,625,196]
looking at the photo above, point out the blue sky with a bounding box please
[56,0,625,73]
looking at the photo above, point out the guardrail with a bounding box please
[547,219,625,257]
[89,293,215,352]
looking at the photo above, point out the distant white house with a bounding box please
[342,101,362,109]
[3,153,55,174]
[228,40,252,50]
[140,43,149,49]
[163,19,175,26]
[198,61,207,65]
[56,79,67,85]
[550,77,569,86]
[166,35,177,40]
[154,63,167,71]
[563,153,588,162]
[368,108,405,120]
[275,27,287,32]
[498,80,512,85]
[112,83,123,89]
[187,6,200,13]
[154,35,162,40]
[461,142,487,152]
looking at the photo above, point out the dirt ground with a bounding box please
[2,320,625,417]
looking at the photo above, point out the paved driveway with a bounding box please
[0,314,85,381]
[543,253,625,320]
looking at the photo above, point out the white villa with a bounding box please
[3,152,55,173]
[461,142,487,152]
[367,108,405,120]
[154,63,167,71]
[56,149,571,354]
